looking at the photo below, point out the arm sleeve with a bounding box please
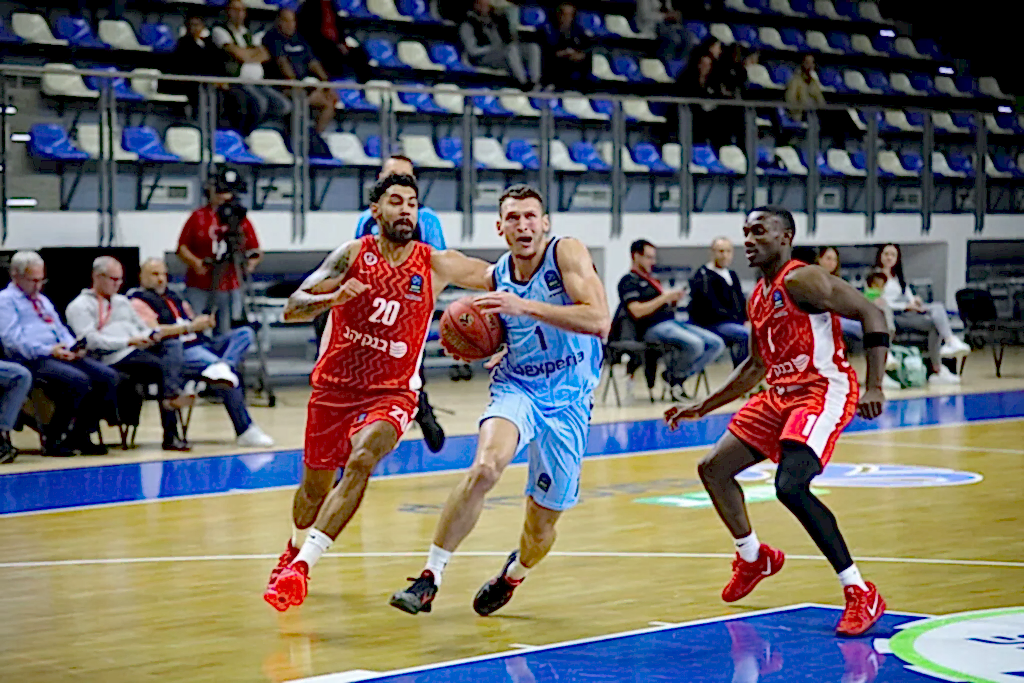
[242,219,260,250]
[178,213,199,251]
[0,297,55,359]
[211,26,232,49]
[420,209,447,250]
[65,300,131,351]
[618,276,643,306]
[459,22,486,57]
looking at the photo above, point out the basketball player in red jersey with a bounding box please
[666,207,890,636]
[263,173,494,611]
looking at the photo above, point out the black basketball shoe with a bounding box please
[416,391,445,453]
[389,570,438,614]
[472,551,523,616]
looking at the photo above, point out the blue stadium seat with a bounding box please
[335,0,375,19]
[397,0,441,23]
[530,97,576,119]
[916,39,945,61]
[365,135,381,158]
[590,98,614,118]
[428,43,474,72]
[437,137,485,168]
[789,0,818,15]
[365,38,405,69]
[905,111,926,129]
[768,63,794,88]
[875,111,900,134]
[758,148,790,176]
[0,17,24,44]
[995,114,1024,136]
[631,142,672,174]
[950,112,977,133]
[743,0,769,12]
[778,28,808,51]
[473,95,513,117]
[684,21,709,42]
[122,126,180,162]
[816,151,843,177]
[85,67,145,101]
[215,130,263,164]
[577,11,612,37]
[54,16,109,49]
[776,107,807,133]
[900,151,924,175]
[991,153,1024,178]
[29,124,89,161]
[665,59,685,79]
[398,90,448,114]
[519,6,547,29]
[731,25,763,48]
[826,32,853,53]
[138,22,176,52]
[909,73,940,97]
[335,82,377,111]
[693,144,734,174]
[946,152,975,177]
[850,149,895,177]
[817,66,850,93]
[872,36,896,55]
[569,141,610,171]
[506,139,540,170]
[610,55,645,83]
[863,70,896,95]
[954,76,978,97]
[833,0,859,19]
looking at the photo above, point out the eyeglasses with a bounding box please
[100,274,124,283]
[21,277,48,285]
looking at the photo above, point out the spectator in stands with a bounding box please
[863,269,896,337]
[169,12,240,125]
[635,0,689,64]
[177,168,264,336]
[541,3,593,92]
[66,256,193,451]
[130,258,274,448]
[678,51,728,148]
[263,8,340,134]
[815,246,865,343]
[785,54,825,122]
[0,251,119,457]
[874,243,969,385]
[717,43,754,99]
[459,0,539,87]
[212,0,292,134]
[0,361,33,464]
[688,237,749,367]
[296,0,372,82]
[619,239,725,390]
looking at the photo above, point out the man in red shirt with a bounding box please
[176,168,264,336]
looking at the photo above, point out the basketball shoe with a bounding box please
[264,562,309,612]
[389,570,438,614]
[836,582,886,636]
[268,541,300,585]
[472,551,523,616]
[722,544,785,603]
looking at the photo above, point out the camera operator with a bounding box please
[177,168,264,336]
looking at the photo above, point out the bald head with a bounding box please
[140,258,169,294]
[710,237,734,269]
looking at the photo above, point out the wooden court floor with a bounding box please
[1,352,1023,682]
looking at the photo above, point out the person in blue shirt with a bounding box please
[0,251,119,457]
[0,359,32,463]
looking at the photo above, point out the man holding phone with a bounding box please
[0,251,120,456]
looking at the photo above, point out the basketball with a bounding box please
[439,297,504,361]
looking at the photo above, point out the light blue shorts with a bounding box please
[479,381,593,511]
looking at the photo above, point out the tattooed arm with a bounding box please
[283,241,364,322]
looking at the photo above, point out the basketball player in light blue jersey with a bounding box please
[390,184,610,617]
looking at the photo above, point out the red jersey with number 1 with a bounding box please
[311,236,434,392]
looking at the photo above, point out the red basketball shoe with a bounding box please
[264,562,309,612]
[722,544,785,603]
[836,582,886,636]
[268,541,300,585]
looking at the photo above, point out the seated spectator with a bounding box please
[636,0,689,64]
[815,246,865,343]
[263,9,339,134]
[0,251,119,456]
[66,257,193,451]
[0,360,33,463]
[541,3,592,92]
[296,0,371,82]
[168,13,231,116]
[716,43,755,99]
[785,54,858,143]
[863,270,896,336]
[129,258,274,448]
[618,240,725,394]
[688,237,749,367]
[460,0,538,87]
[874,243,969,386]
[212,0,292,134]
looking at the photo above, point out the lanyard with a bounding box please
[97,298,111,330]
[631,268,663,294]
[162,294,182,320]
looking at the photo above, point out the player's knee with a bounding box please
[300,473,332,501]
[697,454,726,486]
[345,449,380,478]
[467,460,503,493]
[774,474,808,507]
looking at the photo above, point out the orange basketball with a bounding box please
[439,297,504,361]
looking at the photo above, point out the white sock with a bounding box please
[734,531,761,563]
[290,524,307,548]
[424,544,452,586]
[838,564,869,591]
[506,556,529,582]
[294,528,333,571]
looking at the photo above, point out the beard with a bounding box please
[382,217,416,245]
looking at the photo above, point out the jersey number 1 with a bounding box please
[369,298,400,326]
[534,327,548,350]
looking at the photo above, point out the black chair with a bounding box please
[955,287,1024,378]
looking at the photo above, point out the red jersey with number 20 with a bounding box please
[311,236,434,393]
[749,260,856,388]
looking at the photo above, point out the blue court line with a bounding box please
[2,389,1022,516]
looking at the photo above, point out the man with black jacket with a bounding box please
[688,237,749,367]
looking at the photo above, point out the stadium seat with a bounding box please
[367,0,408,21]
[894,37,925,59]
[850,34,882,56]
[497,91,539,117]
[950,112,977,133]
[872,35,896,56]
[397,89,449,114]
[994,114,1024,135]
[936,76,967,97]
[611,55,646,83]
[770,0,805,16]
[745,63,782,90]
[661,143,682,170]
[986,154,1023,179]
[0,17,23,44]
[847,108,867,132]
[827,149,865,176]
[85,67,146,101]
[592,54,626,82]
[518,6,546,30]
[789,0,817,16]
[365,39,406,68]
[55,16,109,49]
[710,23,736,44]
[98,20,150,51]
[397,0,441,22]
[597,141,645,173]
[400,134,454,168]
[916,38,945,60]
[661,143,717,174]
[472,137,521,170]
[590,98,615,119]
[131,69,188,104]
[325,132,378,165]
[844,69,880,94]
[774,146,808,175]
[214,130,263,164]
[371,83,415,113]
[932,112,969,134]
[946,152,975,177]
[979,77,1011,99]
[825,32,853,53]
[776,107,807,133]
[931,151,966,178]
[833,0,859,19]
[122,126,179,162]
[814,0,845,19]
[630,142,673,173]
[569,141,610,171]
[28,124,89,161]
[335,82,378,111]
[76,124,137,161]
[859,1,890,23]
[954,76,978,97]
[756,148,790,176]
[605,15,647,39]
[778,28,808,51]
[806,30,841,54]
[768,64,794,88]
[863,70,896,95]
[890,73,927,97]
[432,84,464,114]
[640,58,673,83]
[12,13,67,45]
[885,110,923,133]
[335,0,375,18]
[439,137,485,168]
[718,146,747,174]
[505,139,540,170]
[137,23,175,53]
[41,63,99,99]
[816,151,843,177]
[684,21,709,43]
[908,73,940,97]
[984,115,1015,136]
[693,144,735,174]
[531,97,576,119]
[812,66,841,93]
[561,94,606,120]
[878,150,917,176]
[164,127,223,163]
[397,41,442,70]
[246,130,294,164]
[623,99,666,123]
[473,94,514,117]
[731,24,762,48]
[899,151,923,175]
[577,11,612,37]
[550,139,588,171]
[427,43,473,72]
[724,0,753,12]
[757,27,788,50]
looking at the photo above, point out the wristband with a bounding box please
[863,332,890,349]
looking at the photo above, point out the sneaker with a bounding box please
[268,541,299,585]
[939,337,971,359]
[0,441,17,465]
[415,393,445,453]
[838,640,884,682]
[389,570,438,614]
[927,366,960,385]
[264,561,309,612]
[836,582,886,636]
[722,544,785,603]
[201,361,239,388]
[237,424,275,448]
[472,551,523,616]
[882,374,901,391]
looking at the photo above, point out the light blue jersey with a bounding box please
[354,206,447,251]
[481,236,603,511]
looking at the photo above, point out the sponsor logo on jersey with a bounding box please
[389,340,408,358]
[544,270,563,294]
[536,473,552,493]
[342,325,400,356]
[356,412,367,423]
[506,351,586,378]
[409,274,423,294]
[769,353,811,378]
[363,251,379,266]
[772,290,784,309]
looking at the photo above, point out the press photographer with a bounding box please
[177,168,264,336]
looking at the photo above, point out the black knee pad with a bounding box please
[775,441,822,502]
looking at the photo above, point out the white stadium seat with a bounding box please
[844,70,881,94]
[985,115,1014,135]
[397,41,442,71]
[98,20,151,51]
[433,84,465,114]
[598,141,646,173]
[76,123,138,161]
[879,151,917,176]
[718,145,747,174]
[814,0,845,20]
[12,13,67,45]
[936,76,968,97]
[710,24,736,44]
[561,93,607,120]
[746,63,783,90]
[400,134,454,168]
[640,58,673,83]
[623,99,666,123]
[885,110,923,133]
[165,126,224,163]
[550,139,588,172]
[827,149,866,176]
[326,133,379,165]
[759,27,791,51]
[246,129,294,164]
[605,15,647,39]
[806,31,841,54]
[775,146,808,175]
[932,112,969,134]
[592,53,627,82]
[473,137,522,170]
[979,77,1011,99]
[499,89,541,117]
[770,0,804,16]
[41,63,97,99]
[894,37,925,59]
[851,34,884,56]
[131,69,188,103]
[890,73,927,97]
[367,0,408,21]
[932,151,966,178]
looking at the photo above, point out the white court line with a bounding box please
[1,550,1021,570]
[4,410,1024,519]
[841,438,1024,455]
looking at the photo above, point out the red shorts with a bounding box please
[304,387,418,471]
[728,379,858,465]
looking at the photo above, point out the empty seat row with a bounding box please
[724,0,891,23]
[41,64,188,103]
[745,63,1008,99]
[696,22,941,60]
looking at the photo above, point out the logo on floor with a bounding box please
[635,484,831,509]
[735,462,982,488]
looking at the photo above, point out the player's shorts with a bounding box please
[480,381,593,511]
[727,377,858,466]
[304,387,418,471]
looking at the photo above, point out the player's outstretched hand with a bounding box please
[664,400,708,430]
[484,345,508,370]
[475,291,528,317]
[857,387,885,419]
[332,279,369,305]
